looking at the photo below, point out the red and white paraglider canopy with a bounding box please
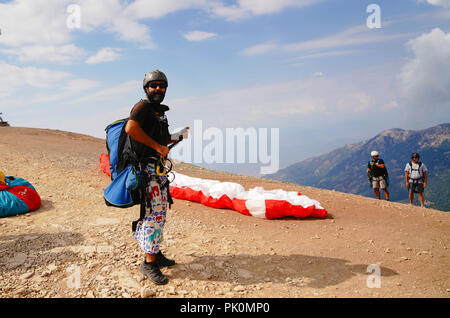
[99,153,327,219]
[169,172,327,219]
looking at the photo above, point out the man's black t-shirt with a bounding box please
[368,158,387,177]
[129,100,171,160]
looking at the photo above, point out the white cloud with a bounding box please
[0,0,154,52]
[211,0,325,21]
[418,0,450,8]
[0,61,70,98]
[0,0,71,47]
[239,42,278,56]
[86,47,121,64]
[28,79,101,104]
[288,49,361,61]
[183,31,217,42]
[0,45,86,64]
[400,28,450,111]
[76,0,154,45]
[283,25,412,52]
[125,0,207,19]
[240,25,413,57]
[69,80,141,105]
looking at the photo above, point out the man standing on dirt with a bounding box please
[125,70,189,285]
[367,151,390,201]
[405,152,428,208]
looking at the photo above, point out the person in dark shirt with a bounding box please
[367,151,390,201]
[125,70,189,285]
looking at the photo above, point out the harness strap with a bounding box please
[132,163,150,232]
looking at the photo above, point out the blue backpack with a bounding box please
[103,118,143,208]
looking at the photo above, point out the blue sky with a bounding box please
[1,0,450,175]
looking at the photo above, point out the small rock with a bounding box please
[47,264,58,272]
[20,271,35,280]
[233,285,245,292]
[140,287,155,298]
[15,287,27,295]
[167,286,176,295]
[400,257,410,262]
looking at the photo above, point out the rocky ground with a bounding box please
[0,127,449,298]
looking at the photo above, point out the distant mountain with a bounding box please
[268,123,450,211]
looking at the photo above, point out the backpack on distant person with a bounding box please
[408,161,424,182]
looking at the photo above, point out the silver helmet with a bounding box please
[143,70,168,89]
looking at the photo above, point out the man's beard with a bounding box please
[148,90,165,104]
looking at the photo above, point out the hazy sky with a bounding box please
[1,0,449,175]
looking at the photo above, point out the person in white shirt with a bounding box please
[404,153,428,208]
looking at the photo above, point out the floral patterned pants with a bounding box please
[134,165,169,254]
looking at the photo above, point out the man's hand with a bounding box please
[157,145,169,157]
[423,182,427,188]
[406,181,410,188]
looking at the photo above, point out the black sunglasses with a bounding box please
[148,82,167,89]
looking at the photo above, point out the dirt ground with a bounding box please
[0,126,449,298]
